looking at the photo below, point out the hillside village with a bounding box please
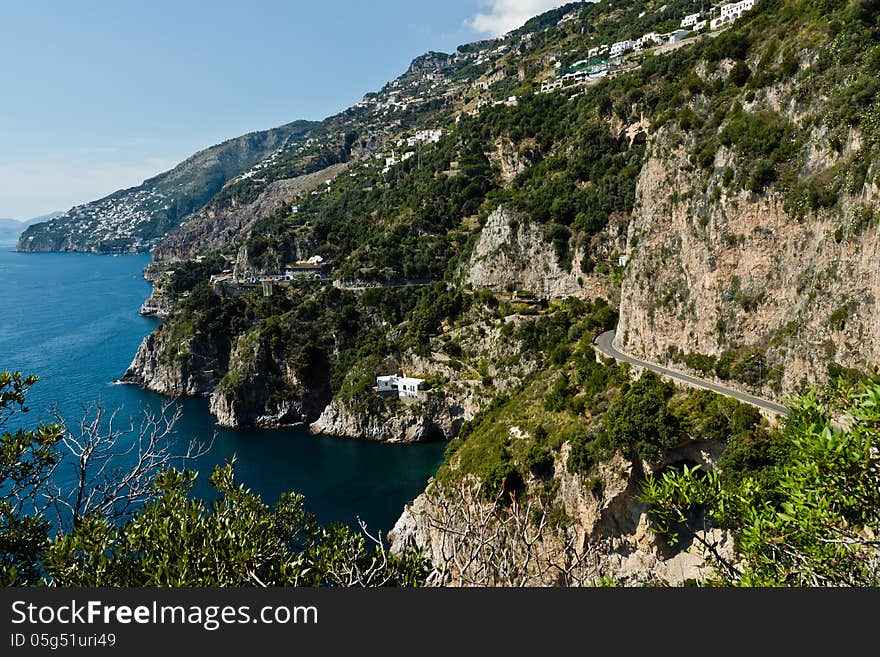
[539,0,757,94]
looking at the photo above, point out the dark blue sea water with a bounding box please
[0,245,445,532]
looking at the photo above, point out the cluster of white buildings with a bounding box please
[541,1,758,95]
[53,187,172,248]
[540,61,621,93]
[396,129,443,149]
[381,150,416,173]
[378,129,445,173]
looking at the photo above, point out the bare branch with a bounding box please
[419,478,603,587]
[42,400,213,531]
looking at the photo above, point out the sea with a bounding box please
[0,244,445,533]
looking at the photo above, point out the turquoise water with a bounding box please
[0,245,445,532]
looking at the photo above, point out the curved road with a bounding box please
[594,331,789,417]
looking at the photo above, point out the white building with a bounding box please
[376,375,427,399]
[540,78,564,93]
[634,32,662,51]
[610,40,634,58]
[681,12,702,27]
[399,129,443,148]
[711,0,756,29]
[668,29,691,43]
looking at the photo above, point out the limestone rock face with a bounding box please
[389,445,736,586]
[153,163,350,263]
[209,332,330,430]
[617,122,880,397]
[309,394,460,444]
[138,266,177,318]
[120,328,222,397]
[464,205,624,300]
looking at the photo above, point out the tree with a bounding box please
[43,461,429,587]
[640,378,880,586]
[400,478,604,587]
[0,373,63,585]
[0,371,429,587]
[45,401,210,531]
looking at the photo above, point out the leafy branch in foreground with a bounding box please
[0,371,428,587]
[44,460,428,587]
[640,378,880,586]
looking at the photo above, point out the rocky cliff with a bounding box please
[120,325,224,396]
[152,162,350,262]
[210,330,330,429]
[138,264,176,318]
[465,205,625,300]
[310,393,459,443]
[389,439,734,586]
[617,118,880,398]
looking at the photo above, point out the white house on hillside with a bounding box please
[711,0,756,29]
[610,40,634,58]
[681,12,702,27]
[376,375,427,399]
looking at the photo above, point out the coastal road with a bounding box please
[593,331,789,417]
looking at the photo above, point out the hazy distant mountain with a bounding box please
[16,122,316,253]
[0,213,62,244]
[1,213,63,243]
[24,211,62,226]
[0,218,26,244]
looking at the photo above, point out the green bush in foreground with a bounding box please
[641,378,880,586]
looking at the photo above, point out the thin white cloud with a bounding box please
[467,0,567,37]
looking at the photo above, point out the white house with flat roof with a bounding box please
[376,375,427,399]
[610,40,634,58]
[711,0,756,29]
[681,12,702,27]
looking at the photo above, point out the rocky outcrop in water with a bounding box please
[309,393,461,443]
[120,326,223,397]
[209,331,331,429]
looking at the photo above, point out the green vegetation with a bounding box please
[669,345,781,391]
[641,378,880,586]
[438,298,765,516]
[0,372,427,586]
[15,0,880,587]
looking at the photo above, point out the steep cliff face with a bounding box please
[120,326,224,396]
[310,393,459,443]
[465,205,625,300]
[210,331,330,429]
[617,122,880,397]
[138,265,176,318]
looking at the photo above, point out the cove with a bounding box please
[0,246,445,532]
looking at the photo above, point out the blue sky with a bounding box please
[0,0,566,219]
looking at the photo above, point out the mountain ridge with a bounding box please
[15,121,317,253]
